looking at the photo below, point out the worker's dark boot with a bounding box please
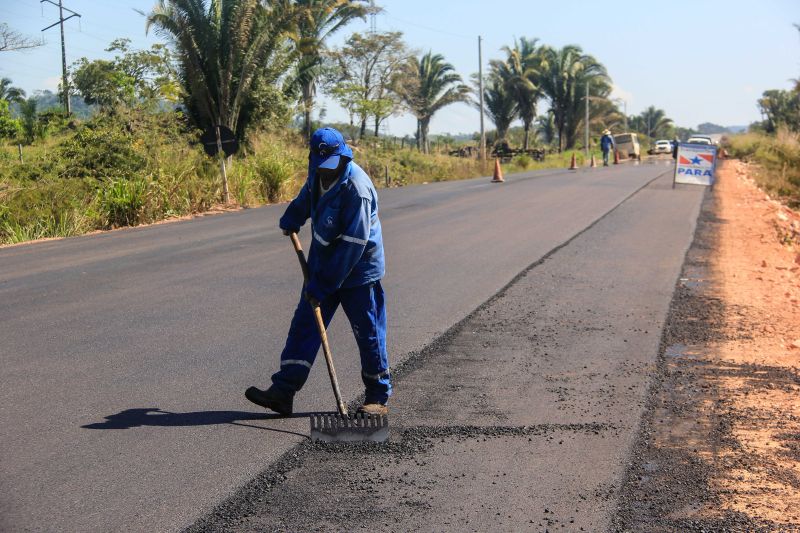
[245,385,294,416]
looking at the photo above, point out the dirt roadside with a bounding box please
[612,160,800,531]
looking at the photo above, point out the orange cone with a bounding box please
[590,154,597,168]
[569,152,577,170]
[492,158,504,183]
[613,149,620,165]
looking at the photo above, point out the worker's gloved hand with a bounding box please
[304,291,321,309]
[282,228,296,236]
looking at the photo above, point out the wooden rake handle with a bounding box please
[288,232,348,416]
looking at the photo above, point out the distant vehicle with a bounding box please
[686,136,713,145]
[614,133,640,159]
[649,139,672,155]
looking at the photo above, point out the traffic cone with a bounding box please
[568,152,577,170]
[590,154,597,168]
[613,149,620,165]
[491,158,504,183]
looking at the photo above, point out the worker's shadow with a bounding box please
[82,408,317,439]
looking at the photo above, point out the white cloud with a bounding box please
[610,84,634,109]
[42,76,61,91]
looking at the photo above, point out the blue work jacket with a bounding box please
[279,160,385,301]
[600,134,615,152]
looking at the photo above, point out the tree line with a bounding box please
[1,0,685,152]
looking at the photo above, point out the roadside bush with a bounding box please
[59,121,146,180]
[726,128,800,207]
[97,179,149,228]
[255,153,295,202]
[0,177,96,243]
[514,154,532,169]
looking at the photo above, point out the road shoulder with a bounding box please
[612,160,800,531]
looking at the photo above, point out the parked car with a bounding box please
[649,139,672,155]
[686,135,713,145]
[613,133,640,159]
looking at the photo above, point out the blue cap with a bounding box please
[309,127,353,173]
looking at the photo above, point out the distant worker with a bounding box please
[672,137,680,160]
[600,129,615,166]
[245,127,391,417]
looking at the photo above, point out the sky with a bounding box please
[1,0,799,136]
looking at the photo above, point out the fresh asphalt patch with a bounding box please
[186,172,704,532]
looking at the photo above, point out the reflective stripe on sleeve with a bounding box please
[282,359,312,369]
[313,231,330,246]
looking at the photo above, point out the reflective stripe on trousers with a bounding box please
[271,281,391,404]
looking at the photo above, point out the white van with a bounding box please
[613,133,641,159]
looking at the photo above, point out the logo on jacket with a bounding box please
[326,215,334,227]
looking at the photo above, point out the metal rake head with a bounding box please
[309,412,389,443]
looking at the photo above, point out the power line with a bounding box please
[382,13,472,40]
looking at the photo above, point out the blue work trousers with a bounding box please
[271,281,391,404]
[602,149,611,166]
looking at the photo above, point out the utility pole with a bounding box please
[41,0,80,115]
[369,0,376,34]
[584,81,590,157]
[623,100,628,130]
[478,35,486,162]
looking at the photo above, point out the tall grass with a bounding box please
[726,128,800,207]
[1,114,572,245]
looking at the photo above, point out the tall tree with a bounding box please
[757,89,800,133]
[538,44,609,151]
[326,31,407,138]
[0,78,26,103]
[71,39,179,111]
[535,110,556,146]
[293,0,369,141]
[0,23,42,52]
[145,0,297,138]
[477,70,517,144]
[0,99,22,139]
[398,51,469,153]
[491,37,541,149]
[19,98,44,145]
[629,106,673,139]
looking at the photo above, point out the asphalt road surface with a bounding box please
[0,159,701,532]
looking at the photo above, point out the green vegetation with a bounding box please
[726,129,800,208]
[0,112,497,245]
[1,0,700,246]
[397,51,470,153]
[723,23,800,209]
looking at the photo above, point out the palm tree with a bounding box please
[0,77,26,103]
[481,71,517,143]
[538,44,609,151]
[491,37,541,149]
[535,110,556,146]
[634,106,673,140]
[145,0,296,138]
[399,51,469,153]
[293,0,368,141]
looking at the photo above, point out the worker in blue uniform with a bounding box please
[246,127,391,417]
[600,129,615,166]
